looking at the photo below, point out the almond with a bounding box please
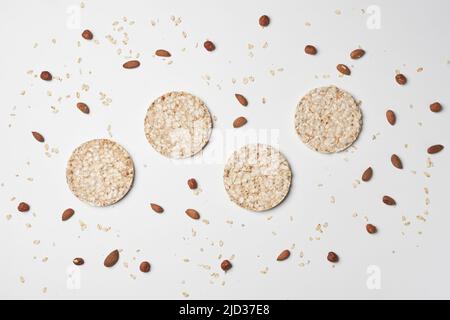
[361,167,373,182]
[430,102,442,113]
[395,73,407,85]
[150,203,164,214]
[187,178,198,190]
[350,48,365,59]
[76,102,90,114]
[140,261,151,273]
[73,258,85,266]
[235,94,248,106]
[366,224,377,234]
[81,29,93,40]
[382,195,396,206]
[155,49,171,57]
[233,116,247,128]
[18,202,30,213]
[40,71,52,81]
[259,15,270,27]
[32,131,45,143]
[62,208,75,221]
[204,40,216,52]
[427,144,444,154]
[391,154,403,169]
[277,249,291,261]
[327,252,339,263]
[221,259,232,272]
[104,250,120,268]
[185,209,200,220]
[386,110,396,125]
[304,45,317,55]
[337,64,351,75]
[123,60,140,69]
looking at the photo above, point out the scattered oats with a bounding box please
[20,276,25,284]
[335,9,342,15]
[80,1,85,8]
[42,257,48,263]
[79,220,88,231]
[25,223,32,229]
[20,91,26,96]
[130,274,137,280]
[417,67,424,72]
[123,262,129,268]
[33,240,40,245]
[202,219,210,225]
[33,43,38,48]
[260,267,269,274]
[262,41,269,49]
[330,196,336,204]
[424,172,431,178]
[182,292,190,298]
[182,31,187,38]
[51,38,56,44]
[305,22,311,27]
[352,212,358,218]
[6,214,12,221]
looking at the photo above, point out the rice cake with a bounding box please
[295,85,362,153]
[223,144,292,212]
[145,92,212,159]
[66,139,134,207]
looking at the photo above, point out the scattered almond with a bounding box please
[62,208,75,221]
[395,73,407,85]
[32,131,45,143]
[429,102,442,113]
[361,167,373,182]
[18,202,30,213]
[221,260,232,272]
[277,249,291,261]
[76,102,90,114]
[155,49,171,57]
[327,252,339,263]
[185,209,200,220]
[337,64,351,75]
[427,144,444,154]
[81,29,93,40]
[233,116,247,128]
[382,195,396,206]
[259,15,270,27]
[187,178,198,190]
[391,154,403,169]
[150,203,164,214]
[366,224,377,234]
[204,40,215,52]
[140,261,151,273]
[235,94,248,106]
[386,110,396,125]
[123,60,140,69]
[73,258,85,266]
[350,48,365,59]
[304,45,317,55]
[40,71,52,81]
[104,250,120,268]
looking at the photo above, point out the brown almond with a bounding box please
[304,45,317,55]
[382,195,396,206]
[204,40,216,52]
[259,15,270,27]
[155,49,171,57]
[81,29,93,40]
[140,261,151,273]
[233,116,247,128]
[366,224,377,234]
[327,252,339,263]
[350,48,365,59]
[123,60,140,69]
[386,110,396,125]
[185,209,200,220]
[391,154,403,169]
[40,71,52,81]
[221,260,232,272]
[187,178,198,190]
[73,258,85,266]
[430,102,442,113]
[361,167,373,182]
[395,73,407,85]
[32,131,45,143]
[337,64,351,76]
[76,102,90,114]
[235,94,248,106]
[104,250,120,268]
[427,144,444,154]
[150,203,164,214]
[62,208,75,221]
[18,202,30,213]
[277,249,291,261]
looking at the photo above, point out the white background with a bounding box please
[1,0,449,300]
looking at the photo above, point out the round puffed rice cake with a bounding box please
[223,144,292,212]
[295,85,362,153]
[145,91,213,159]
[66,139,135,207]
